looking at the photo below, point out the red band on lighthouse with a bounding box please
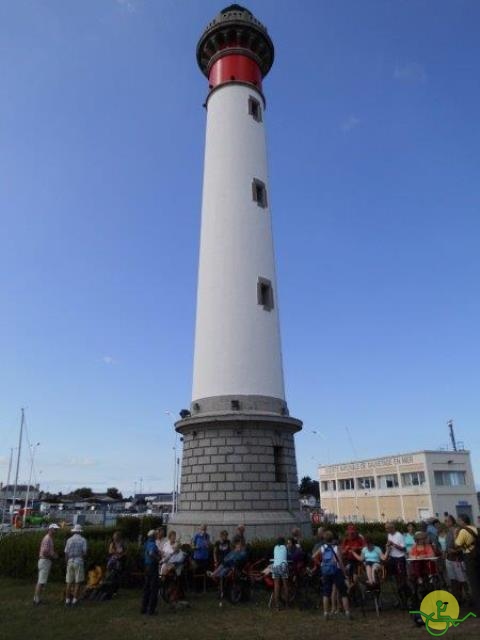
[208,55,263,91]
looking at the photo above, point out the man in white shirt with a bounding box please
[385,522,408,598]
[64,524,87,605]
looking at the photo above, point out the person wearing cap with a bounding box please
[141,529,160,615]
[65,524,87,605]
[33,523,60,604]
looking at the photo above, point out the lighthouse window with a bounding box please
[248,96,262,122]
[257,277,274,311]
[252,178,267,208]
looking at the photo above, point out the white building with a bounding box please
[319,450,478,523]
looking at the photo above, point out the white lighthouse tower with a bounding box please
[170,5,309,538]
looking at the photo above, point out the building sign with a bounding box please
[321,455,414,474]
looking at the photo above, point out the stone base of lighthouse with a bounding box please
[168,411,311,540]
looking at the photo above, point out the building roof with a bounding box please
[134,492,173,502]
[0,484,38,492]
[319,449,470,470]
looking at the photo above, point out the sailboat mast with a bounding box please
[10,408,24,525]
[1,447,13,529]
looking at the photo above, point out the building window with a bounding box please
[252,178,268,208]
[248,95,262,122]
[401,471,426,487]
[338,478,355,491]
[320,480,337,492]
[434,471,466,487]
[273,446,285,482]
[377,474,399,489]
[357,476,375,490]
[257,277,274,311]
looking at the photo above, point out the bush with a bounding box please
[0,519,416,583]
[115,516,164,541]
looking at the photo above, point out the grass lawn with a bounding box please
[1,577,479,640]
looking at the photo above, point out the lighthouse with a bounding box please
[170,5,309,538]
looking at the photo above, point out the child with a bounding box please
[83,563,103,600]
[352,536,386,586]
[272,537,288,610]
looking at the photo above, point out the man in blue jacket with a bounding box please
[141,529,160,615]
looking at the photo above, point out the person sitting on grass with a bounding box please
[207,536,247,579]
[83,563,103,600]
[351,535,386,587]
[272,537,289,610]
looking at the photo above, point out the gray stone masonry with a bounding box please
[168,414,310,540]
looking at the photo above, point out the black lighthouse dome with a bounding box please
[196,4,274,79]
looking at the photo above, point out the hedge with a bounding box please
[0,520,411,583]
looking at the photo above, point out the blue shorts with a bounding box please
[322,569,348,597]
[272,563,288,579]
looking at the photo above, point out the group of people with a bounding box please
[141,523,248,615]
[33,514,479,621]
[33,523,126,606]
[310,514,480,618]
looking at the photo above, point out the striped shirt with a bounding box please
[39,534,54,559]
[65,534,87,560]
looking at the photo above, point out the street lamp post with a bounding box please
[1,447,14,531]
[165,411,178,514]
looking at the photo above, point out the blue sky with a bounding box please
[1,0,479,496]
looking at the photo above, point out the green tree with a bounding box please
[106,487,123,500]
[73,487,93,498]
[299,476,320,499]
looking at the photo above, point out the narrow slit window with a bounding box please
[252,178,267,208]
[257,277,274,311]
[273,446,285,482]
[248,95,262,122]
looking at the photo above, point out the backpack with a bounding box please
[321,544,339,576]
[460,526,480,570]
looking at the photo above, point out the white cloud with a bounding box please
[102,355,117,365]
[340,115,361,133]
[394,63,426,83]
